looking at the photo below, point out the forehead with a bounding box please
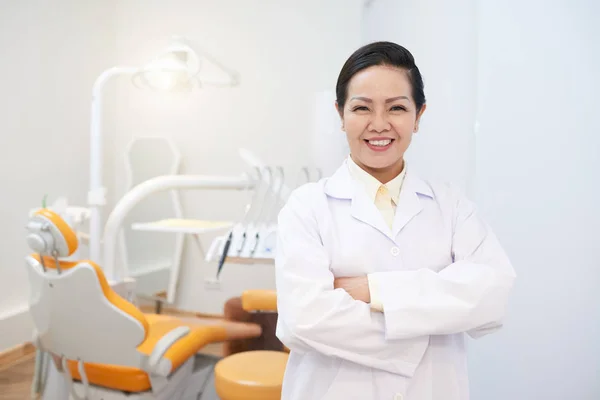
[347,65,412,98]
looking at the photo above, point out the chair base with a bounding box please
[43,354,219,400]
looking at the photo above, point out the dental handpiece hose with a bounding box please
[216,231,233,278]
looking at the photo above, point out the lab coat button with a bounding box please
[390,246,400,256]
[394,394,404,400]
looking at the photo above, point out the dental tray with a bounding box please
[131,218,233,234]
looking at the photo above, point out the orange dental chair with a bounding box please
[24,208,261,400]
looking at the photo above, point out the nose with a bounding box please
[368,111,391,133]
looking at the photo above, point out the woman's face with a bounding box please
[337,65,426,182]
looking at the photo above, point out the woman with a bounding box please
[275,41,516,400]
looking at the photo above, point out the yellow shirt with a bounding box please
[346,156,406,311]
[346,156,406,218]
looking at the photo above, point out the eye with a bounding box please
[352,106,369,112]
[390,105,406,112]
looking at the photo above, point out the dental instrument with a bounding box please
[258,166,285,256]
[216,231,233,278]
[236,167,263,254]
[267,166,285,225]
[249,167,275,256]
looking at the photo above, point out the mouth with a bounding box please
[364,138,395,152]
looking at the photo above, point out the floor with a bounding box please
[0,343,224,400]
[0,350,36,400]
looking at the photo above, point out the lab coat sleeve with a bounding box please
[370,186,516,340]
[275,190,429,376]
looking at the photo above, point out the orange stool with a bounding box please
[214,350,289,400]
[215,290,288,400]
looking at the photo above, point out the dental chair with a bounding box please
[214,290,289,400]
[24,208,260,400]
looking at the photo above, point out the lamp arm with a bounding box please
[88,66,138,263]
[102,174,255,281]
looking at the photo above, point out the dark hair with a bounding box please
[335,41,426,114]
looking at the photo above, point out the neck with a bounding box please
[353,157,405,184]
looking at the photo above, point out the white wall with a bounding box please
[469,1,600,398]
[363,0,600,398]
[110,0,364,314]
[0,1,117,351]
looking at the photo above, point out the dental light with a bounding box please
[88,36,239,263]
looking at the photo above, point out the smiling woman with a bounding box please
[335,42,427,183]
[274,41,516,400]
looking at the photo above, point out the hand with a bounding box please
[333,276,371,303]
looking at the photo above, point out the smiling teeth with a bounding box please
[369,139,392,146]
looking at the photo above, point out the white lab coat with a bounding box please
[275,160,516,400]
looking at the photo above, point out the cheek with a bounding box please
[390,116,417,135]
[343,115,367,138]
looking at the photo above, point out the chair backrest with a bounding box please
[25,209,149,368]
[241,290,277,312]
[241,289,290,353]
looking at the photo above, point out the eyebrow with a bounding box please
[350,96,409,103]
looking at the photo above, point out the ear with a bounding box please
[335,101,345,131]
[414,104,427,132]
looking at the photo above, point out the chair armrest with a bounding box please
[147,326,190,376]
[241,290,277,312]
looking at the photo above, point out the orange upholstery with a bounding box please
[214,350,289,400]
[31,254,79,269]
[66,314,228,393]
[241,290,277,312]
[34,208,78,256]
[138,315,227,370]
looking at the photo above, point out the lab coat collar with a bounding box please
[346,155,406,205]
[324,158,433,200]
[324,159,434,239]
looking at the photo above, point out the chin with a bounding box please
[363,156,400,171]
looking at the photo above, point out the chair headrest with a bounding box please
[26,209,78,257]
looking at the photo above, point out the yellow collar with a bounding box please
[346,155,406,204]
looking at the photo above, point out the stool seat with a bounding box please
[214,350,289,400]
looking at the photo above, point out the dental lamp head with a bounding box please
[132,36,239,91]
[132,37,200,91]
